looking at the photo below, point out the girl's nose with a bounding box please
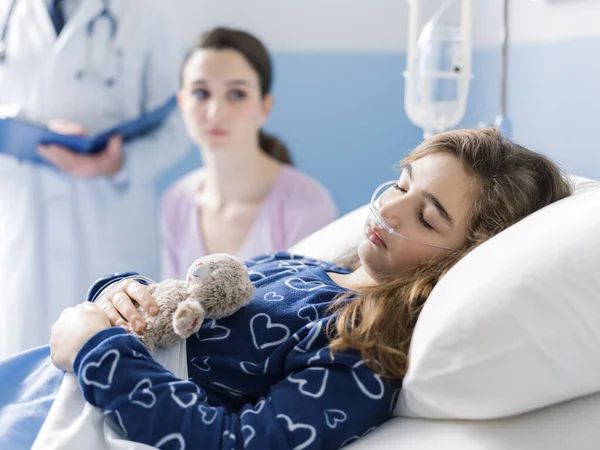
[378,195,405,230]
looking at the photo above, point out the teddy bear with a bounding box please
[126,253,255,352]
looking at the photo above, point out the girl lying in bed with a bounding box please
[7,127,571,449]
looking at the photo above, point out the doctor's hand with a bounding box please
[38,119,123,179]
[95,279,159,334]
[50,302,112,372]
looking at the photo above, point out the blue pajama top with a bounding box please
[76,252,400,449]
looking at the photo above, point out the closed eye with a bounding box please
[392,182,406,193]
[393,183,435,231]
[418,210,434,230]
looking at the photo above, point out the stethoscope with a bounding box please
[0,0,121,87]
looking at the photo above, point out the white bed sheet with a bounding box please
[348,391,600,450]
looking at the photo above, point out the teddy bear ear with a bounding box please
[190,263,213,281]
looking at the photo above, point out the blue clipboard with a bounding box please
[0,95,177,164]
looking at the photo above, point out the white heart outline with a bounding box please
[279,269,301,276]
[250,313,290,350]
[248,271,266,282]
[191,356,211,372]
[240,357,270,375]
[277,261,310,275]
[284,277,328,292]
[352,361,385,400]
[241,425,256,447]
[240,399,266,418]
[169,382,200,409]
[198,404,218,424]
[307,347,332,365]
[154,432,185,450]
[278,261,309,269]
[223,430,236,442]
[324,409,347,429]
[199,320,231,342]
[287,367,329,398]
[264,291,284,302]
[297,304,319,322]
[276,414,317,450]
[294,321,323,354]
[81,349,120,389]
[129,378,156,408]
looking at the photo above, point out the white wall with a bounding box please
[473,0,600,48]
[162,0,511,54]
[472,0,504,49]
[510,0,600,44]
[161,1,600,56]
[162,0,409,53]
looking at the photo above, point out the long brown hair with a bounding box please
[181,27,293,165]
[328,128,572,379]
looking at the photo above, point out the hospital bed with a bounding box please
[290,174,600,450]
[3,174,598,450]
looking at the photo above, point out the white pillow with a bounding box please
[397,179,600,419]
[289,204,367,262]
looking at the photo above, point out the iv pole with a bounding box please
[494,0,511,136]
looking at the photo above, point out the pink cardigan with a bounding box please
[160,165,337,279]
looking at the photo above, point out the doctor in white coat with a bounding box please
[0,0,188,359]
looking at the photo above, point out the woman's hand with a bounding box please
[50,303,112,372]
[37,119,123,178]
[95,279,158,333]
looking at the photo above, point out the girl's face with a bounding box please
[178,49,272,153]
[358,152,477,282]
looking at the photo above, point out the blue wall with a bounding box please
[460,48,501,129]
[157,52,424,216]
[157,39,600,219]
[506,37,600,180]
[463,38,600,180]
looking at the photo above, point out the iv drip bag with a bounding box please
[404,0,473,138]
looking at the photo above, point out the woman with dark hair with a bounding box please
[161,27,337,281]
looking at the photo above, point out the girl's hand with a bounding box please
[50,303,112,372]
[95,279,158,333]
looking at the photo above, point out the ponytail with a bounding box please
[258,130,293,165]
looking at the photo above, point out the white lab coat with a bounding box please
[0,0,188,360]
